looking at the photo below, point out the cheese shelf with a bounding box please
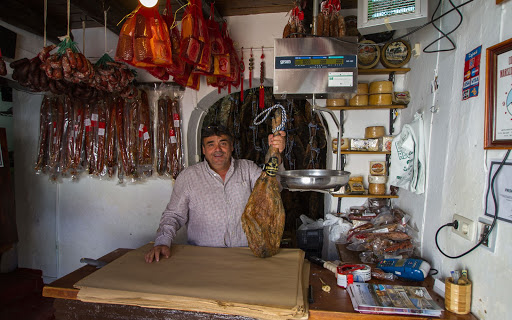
[333,151,391,154]
[358,68,410,75]
[331,194,398,198]
[327,104,407,111]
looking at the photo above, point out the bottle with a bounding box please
[458,269,469,285]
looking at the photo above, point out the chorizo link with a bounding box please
[35,96,51,172]
[156,98,166,175]
[171,98,183,178]
[106,98,117,178]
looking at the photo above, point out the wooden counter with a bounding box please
[43,248,478,320]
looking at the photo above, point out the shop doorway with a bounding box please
[199,87,328,247]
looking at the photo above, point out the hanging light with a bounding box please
[139,0,158,8]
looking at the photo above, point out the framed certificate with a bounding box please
[485,161,512,223]
[484,38,512,149]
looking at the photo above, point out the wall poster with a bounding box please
[485,161,512,224]
[484,38,512,149]
[462,46,481,100]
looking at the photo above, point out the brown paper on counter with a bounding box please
[75,243,309,320]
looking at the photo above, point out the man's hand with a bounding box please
[145,245,171,263]
[268,130,286,153]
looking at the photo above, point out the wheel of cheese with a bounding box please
[380,39,412,68]
[326,98,346,107]
[349,94,368,106]
[369,80,393,93]
[369,93,392,105]
[358,40,380,69]
[365,126,386,138]
[357,83,369,94]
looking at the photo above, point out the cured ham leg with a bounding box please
[242,110,285,258]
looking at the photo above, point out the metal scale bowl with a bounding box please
[277,169,350,190]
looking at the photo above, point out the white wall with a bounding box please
[397,1,512,320]
[5,2,512,318]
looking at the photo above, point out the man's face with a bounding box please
[202,134,234,173]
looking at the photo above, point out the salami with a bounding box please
[71,99,85,176]
[61,96,73,174]
[106,98,117,178]
[156,98,167,175]
[138,90,153,175]
[170,98,183,178]
[83,103,94,174]
[116,97,130,176]
[128,99,139,177]
[96,101,107,175]
[34,96,52,172]
[49,96,64,172]
[166,98,178,177]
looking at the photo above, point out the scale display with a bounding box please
[275,55,357,69]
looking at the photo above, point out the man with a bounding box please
[145,125,286,263]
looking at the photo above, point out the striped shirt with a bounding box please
[154,158,262,248]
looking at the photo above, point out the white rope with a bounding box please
[66,0,70,38]
[104,9,108,53]
[82,20,86,55]
[43,0,47,46]
[253,104,287,133]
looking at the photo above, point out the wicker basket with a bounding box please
[445,277,472,314]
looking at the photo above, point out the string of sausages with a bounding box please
[34,89,183,183]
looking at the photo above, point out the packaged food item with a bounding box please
[370,161,386,176]
[392,91,411,104]
[350,206,366,214]
[348,180,365,194]
[349,94,368,106]
[369,93,392,105]
[382,136,393,152]
[351,138,368,151]
[368,198,390,209]
[369,183,386,195]
[349,175,364,183]
[367,138,381,151]
[365,126,386,138]
[380,39,411,68]
[358,40,380,69]
[369,80,393,94]
[326,98,346,107]
[332,138,350,152]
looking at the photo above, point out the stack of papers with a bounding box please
[75,244,309,320]
[348,282,443,317]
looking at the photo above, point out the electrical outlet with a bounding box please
[477,217,497,252]
[452,214,474,241]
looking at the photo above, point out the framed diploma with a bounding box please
[485,38,512,149]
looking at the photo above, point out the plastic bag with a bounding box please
[163,0,185,77]
[180,0,205,65]
[297,214,324,231]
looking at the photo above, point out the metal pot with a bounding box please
[277,169,350,190]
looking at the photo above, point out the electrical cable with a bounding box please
[286,0,474,53]
[423,0,464,53]
[435,149,510,259]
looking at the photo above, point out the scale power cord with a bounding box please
[435,149,510,259]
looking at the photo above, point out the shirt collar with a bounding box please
[204,157,235,179]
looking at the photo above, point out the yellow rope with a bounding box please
[117,6,141,27]
[170,1,190,30]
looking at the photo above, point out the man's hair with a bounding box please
[201,125,233,145]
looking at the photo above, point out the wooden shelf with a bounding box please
[327,104,407,110]
[333,151,391,154]
[358,68,410,75]
[331,194,398,198]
